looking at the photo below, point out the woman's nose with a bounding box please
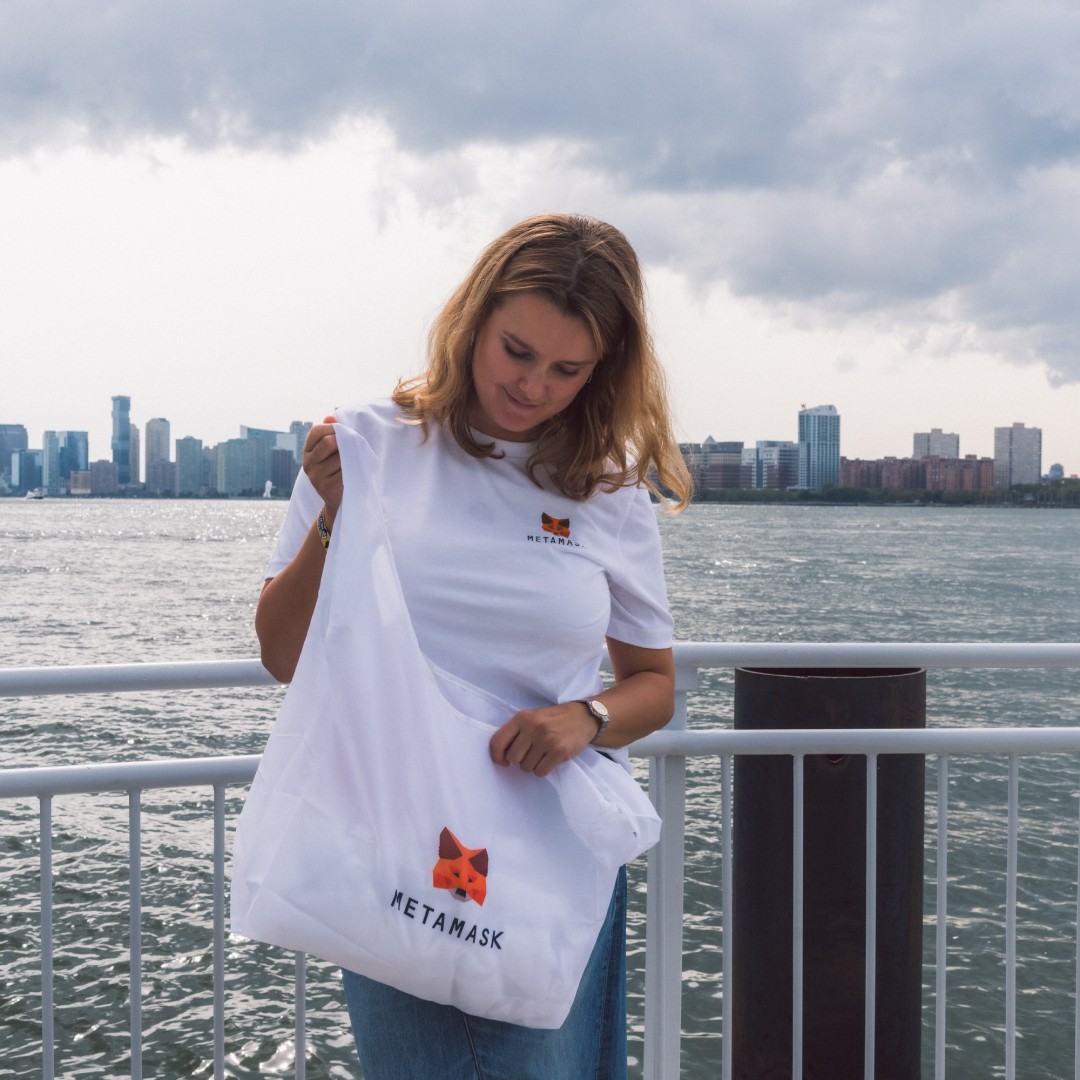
[516,368,544,400]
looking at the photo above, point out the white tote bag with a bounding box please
[231,426,661,1029]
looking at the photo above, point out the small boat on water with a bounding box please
[24,488,44,500]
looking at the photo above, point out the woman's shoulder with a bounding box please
[572,470,656,533]
[333,397,402,431]
[333,398,428,447]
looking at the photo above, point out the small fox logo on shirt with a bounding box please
[433,827,488,906]
[541,513,571,538]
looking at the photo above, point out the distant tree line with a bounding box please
[687,479,1080,507]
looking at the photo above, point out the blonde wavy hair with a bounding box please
[392,213,692,509]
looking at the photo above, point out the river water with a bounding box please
[1,499,1078,1077]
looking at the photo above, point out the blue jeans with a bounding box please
[341,866,628,1079]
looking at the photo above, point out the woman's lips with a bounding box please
[503,388,538,411]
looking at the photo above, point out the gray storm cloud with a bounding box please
[4,0,1080,380]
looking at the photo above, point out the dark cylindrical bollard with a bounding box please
[732,667,925,1080]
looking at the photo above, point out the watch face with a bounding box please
[589,699,609,720]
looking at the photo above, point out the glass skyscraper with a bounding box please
[111,396,131,485]
[798,404,841,490]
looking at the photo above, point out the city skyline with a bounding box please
[4,303,1078,475]
[4,396,1070,491]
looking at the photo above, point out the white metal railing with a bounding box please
[2,643,1080,1080]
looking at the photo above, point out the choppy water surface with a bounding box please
[2,500,1078,1077]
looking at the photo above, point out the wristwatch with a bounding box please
[578,698,610,742]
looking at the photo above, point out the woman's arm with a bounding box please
[596,638,677,745]
[488,638,675,777]
[255,417,342,683]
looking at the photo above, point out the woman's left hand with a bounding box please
[490,641,676,778]
[489,702,598,778]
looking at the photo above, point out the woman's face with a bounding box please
[469,292,598,442]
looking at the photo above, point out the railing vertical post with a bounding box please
[1075,759,1080,1080]
[642,665,693,1080]
[792,754,805,1080]
[295,953,307,1080]
[937,756,954,1075]
[128,790,143,1080]
[1006,755,1019,1080]
[213,785,226,1079]
[39,795,55,1080]
[864,753,878,1080]
[721,753,733,1080]
[935,754,950,1080]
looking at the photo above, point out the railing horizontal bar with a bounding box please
[7,727,1080,801]
[0,755,261,800]
[634,726,1080,758]
[669,641,1080,669]
[2,642,1079,700]
[0,659,278,698]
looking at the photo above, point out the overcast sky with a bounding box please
[3,0,1079,473]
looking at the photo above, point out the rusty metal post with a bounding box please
[732,667,925,1079]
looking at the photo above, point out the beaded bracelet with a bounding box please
[316,510,332,550]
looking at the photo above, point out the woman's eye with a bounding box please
[503,342,528,359]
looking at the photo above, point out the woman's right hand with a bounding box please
[303,415,344,523]
[257,412,343,683]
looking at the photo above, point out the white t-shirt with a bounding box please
[267,398,674,720]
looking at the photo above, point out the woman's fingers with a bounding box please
[489,703,596,777]
[303,416,344,511]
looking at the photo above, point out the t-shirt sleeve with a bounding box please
[605,485,675,649]
[264,466,323,579]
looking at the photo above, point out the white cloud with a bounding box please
[2,0,1079,468]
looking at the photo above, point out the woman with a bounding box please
[255,213,691,1078]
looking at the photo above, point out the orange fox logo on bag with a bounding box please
[433,826,488,906]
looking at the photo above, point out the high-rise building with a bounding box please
[993,422,1042,487]
[111,396,132,485]
[679,437,754,490]
[0,424,28,488]
[90,459,119,495]
[129,423,141,486]
[914,428,960,459]
[41,430,89,495]
[145,418,174,494]
[59,431,89,478]
[700,439,744,489]
[11,449,43,493]
[42,431,61,494]
[290,421,312,463]
[797,405,841,490]
[145,418,171,469]
[214,437,269,496]
[239,425,296,493]
[744,440,800,490]
[271,447,299,493]
[176,437,205,496]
